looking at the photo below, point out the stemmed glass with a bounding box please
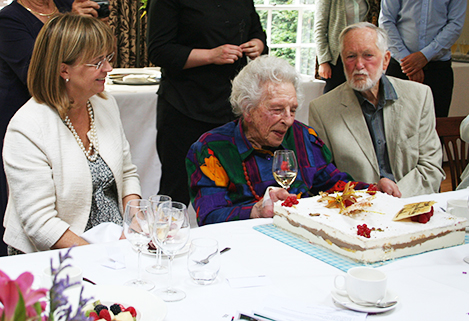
[272,150,298,190]
[153,201,190,302]
[123,199,155,290]
[146,194,172,274]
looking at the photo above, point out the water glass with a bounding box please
[187,238,220,285]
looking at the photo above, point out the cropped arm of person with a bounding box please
[378,0,410,62]
[314,0,333,67]
[394,87,445,196]
[0,13,36,85]
[4,113,86,251]
[460,115,469,143]
[71,0,100,17]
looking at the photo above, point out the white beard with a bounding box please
[345,62,384,92]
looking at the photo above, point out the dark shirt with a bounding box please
[354,75,398,181]
[147,0,267,124]
[0,0,72,139]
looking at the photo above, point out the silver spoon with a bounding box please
[348,298,398,308]
[193,247,231,265]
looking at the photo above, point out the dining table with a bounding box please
[1,189,468,321]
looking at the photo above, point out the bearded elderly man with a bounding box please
[309,22,445,198]
[186,55,396,226]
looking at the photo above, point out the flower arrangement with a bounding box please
[0,248,91,321]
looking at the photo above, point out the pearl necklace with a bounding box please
[64,101,99,162]
[18,0,58,18]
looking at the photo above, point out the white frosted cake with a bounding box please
[273,191,467,263]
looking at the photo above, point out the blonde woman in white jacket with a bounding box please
[3,14,141,254]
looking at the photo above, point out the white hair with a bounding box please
[339,22,389,55]
[230,55,303,117]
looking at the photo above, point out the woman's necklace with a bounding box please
[64,101,100,162]
[242,161,262,201]
[17,0,58,18]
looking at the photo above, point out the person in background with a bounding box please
[147,0,268,206]
[309,23,444,198]
[186,55,397,226]
[3,13,141,254]
[379,0,466,117]
[0,0,104,256]
[314,0,381,93]
[457,115,469,190]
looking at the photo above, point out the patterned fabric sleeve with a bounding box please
[186,139,254,226]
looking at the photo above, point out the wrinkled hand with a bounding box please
[376,178,402,198]
[250,187,291,219]
[240,38,264,60]
[210,44,243,65]
[401,52,427,77]
[72,0,99,17]
[318,62,332,79]
[408,69,425,83]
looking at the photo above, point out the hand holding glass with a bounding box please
[153,201,190,301]
[123,199,154,290]
[272,150,298,190]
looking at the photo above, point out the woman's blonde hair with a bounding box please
[28,13,115,118]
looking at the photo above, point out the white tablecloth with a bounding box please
[1,190,468,321]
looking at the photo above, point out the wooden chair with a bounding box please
[435,116,469,190]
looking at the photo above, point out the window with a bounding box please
[254,0,316,76]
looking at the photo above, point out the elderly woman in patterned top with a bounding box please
[186,55,395,226]
[3,14,141,254]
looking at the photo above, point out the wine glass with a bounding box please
[123,199,155,290]
[146,194,172,274]
[153,201,190,302]
[272,150,298,190]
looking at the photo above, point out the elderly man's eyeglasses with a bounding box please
[85,52,115,70]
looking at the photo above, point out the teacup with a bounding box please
[334,267,387,303]
[447,199,469,218]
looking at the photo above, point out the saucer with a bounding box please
[331,289,399,313]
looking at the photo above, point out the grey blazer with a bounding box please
[309,76,445,197]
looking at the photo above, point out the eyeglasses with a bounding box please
[85,52,115,70]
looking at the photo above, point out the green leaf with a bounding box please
[13,290,26,321]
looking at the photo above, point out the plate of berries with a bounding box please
[83,285,167,321]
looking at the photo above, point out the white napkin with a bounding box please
[81,222,123,244]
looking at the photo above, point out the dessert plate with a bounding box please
[82,284,167,320]
[110,72,160,85]
[331,288,399,313]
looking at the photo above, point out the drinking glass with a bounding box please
[187,238,220,285]
[123,199,154,290]
[146,194,172,274]
[272,150,298,190]
[153,201,191,301]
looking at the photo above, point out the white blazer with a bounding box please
[3,94,141,253]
